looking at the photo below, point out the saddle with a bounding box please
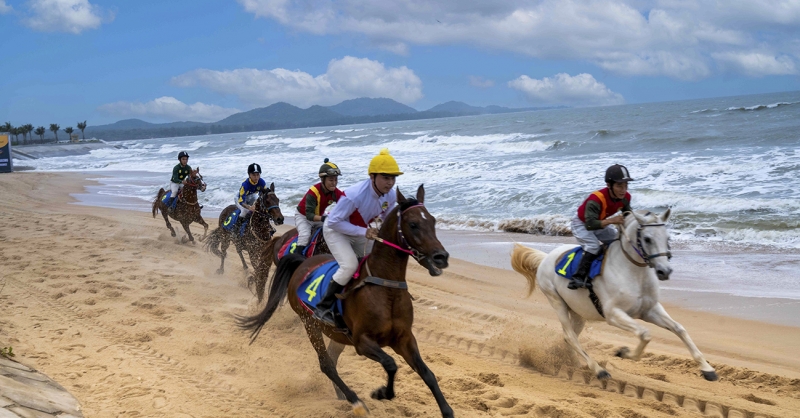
[278,227,323,259]
[555,247,606,280]
[161,189,182,203]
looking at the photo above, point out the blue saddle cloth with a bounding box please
[222,208,249,236]
[296,260,343,315]
[279,227,322,258]
[161,191,172,202]
[555,247,605,280]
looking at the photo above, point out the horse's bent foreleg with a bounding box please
[606,307,651,361]
[570,309,586,336]
[161,210,176,237]
[327,340,347,400]
[196,217,209,241]
[544,293,608,379]
[303,321,366,415]
[181,221,194,243]
[643,303,718,381]
[393,335,453,418]
[356,335,398,401]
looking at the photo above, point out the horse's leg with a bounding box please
[543,292,609,379]
[355,336,398,401]
[161,207,176,237]
[180,220,194,244]
[303,321,367,415]
[327,340,347,400]
[642,303,718,381]
[570,309,586,335]
[196,216,209,241]
[393,334,453,418]
[605,307,652,362]
[216,235,229,275]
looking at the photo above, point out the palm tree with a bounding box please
[34,126,45,142]
[49,124,60,142]
[65,127,74,141]
[0,122,10,133]
[23,124,33,145]
[77,120,87,140]
[9,127,19,145]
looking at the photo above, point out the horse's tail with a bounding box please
[153,188,166,218]
[237,253,306,344]
[203,227,227,257]
[511,243,548,297]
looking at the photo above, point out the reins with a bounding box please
[616,212,672,268]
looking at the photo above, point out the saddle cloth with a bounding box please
[296,260,344,315]
[222,208,249,236]
[161,189,181,203]
[555,247,605,280]
[278,227,323,259]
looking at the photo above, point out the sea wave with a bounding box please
[726,102,796,111]
[436,215,572,236]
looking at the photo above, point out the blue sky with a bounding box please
[1,0,799,126]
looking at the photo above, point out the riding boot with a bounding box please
[568,251,599,290]
[313,281,345,327]
[239,217,249,236]
[294,245,307,256]
[167,197,176,213]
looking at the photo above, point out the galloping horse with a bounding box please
[204,182,285,275]
[152,168,209,244]
[511,210,718,382]
[250,226,330,302]
[238,186,454,417]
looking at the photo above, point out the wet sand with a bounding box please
[1,171,799,417]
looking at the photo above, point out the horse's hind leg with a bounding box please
[235,242,248,270]
[303,321,367,415]
[327,340,347,400]
[161,210,176,237]
[643,303,718,381]
[544,293,609,379]
[393,334,453,418]
[216,236,230,275]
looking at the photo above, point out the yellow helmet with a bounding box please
[368,148,403,176]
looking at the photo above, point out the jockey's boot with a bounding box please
[313,281,344,327]
[167,197,176,213]
[239,217,249,236]
[294,245,307,256]
[568,251,599,290]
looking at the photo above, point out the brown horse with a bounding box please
[238,186,453,417]
[250,226,330,303]
[204,182,285,275]
[152,168,209,244]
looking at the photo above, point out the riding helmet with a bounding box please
[248,163,262,174]
[605,164,634,184]
[319,158,342,178]
[368,148,403,176]
[178,151,189,160]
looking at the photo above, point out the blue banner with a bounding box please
[0,134,12,173]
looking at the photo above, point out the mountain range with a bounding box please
[84,98,557,140]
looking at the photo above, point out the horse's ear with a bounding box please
[196,166,200,173]
[269,182,275,192]
[416,184,425,204]
[660,208,671,223]
[632,211,648,226]
[396,187,406,203]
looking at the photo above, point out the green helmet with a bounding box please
[319,158,341,178]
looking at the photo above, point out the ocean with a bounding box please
[20,90,800,250]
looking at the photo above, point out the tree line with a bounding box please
[0,121,88,145]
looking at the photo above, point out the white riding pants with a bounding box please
[169,182,184,196]
[571,215,618,255]
[295,213,322,246]
[323,222,371,286]
[235,194,257,218]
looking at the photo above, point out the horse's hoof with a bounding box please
[702,370,719,381]
[615,347,630,358]
[370,386,394,400]
[597,370,611,380]
[352,400,370,417]
[216,269,224,275]
[171,231,176,237]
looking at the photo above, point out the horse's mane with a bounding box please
[398,198,420,213]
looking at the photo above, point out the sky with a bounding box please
[1,0,799,126]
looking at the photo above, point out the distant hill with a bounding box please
[216,102,342,126]
[327,98,417,117]
[92,119,206,131]
[426,101,485,115]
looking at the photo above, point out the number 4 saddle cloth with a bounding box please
[554,247,606,280]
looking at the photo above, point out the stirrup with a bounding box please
[568,277,591,290]
[313,308,336,327]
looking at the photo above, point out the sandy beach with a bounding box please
[1,171,799,418]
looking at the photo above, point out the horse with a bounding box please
[152,168,209,244]
[237,186,454,417]
[511,209,718,382]
[249,226,330,303]
[204,182,285,275]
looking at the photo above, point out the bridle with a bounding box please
[618,214,672,268]
[373,204,427,262]
[248,191,279,242]
[178,173,205,206]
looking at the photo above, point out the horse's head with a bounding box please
[185,167,206,192]
[390,185,449,276]
[256,182,284,225]
[626,209,673,280]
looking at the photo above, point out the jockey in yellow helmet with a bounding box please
[313,148,403,326]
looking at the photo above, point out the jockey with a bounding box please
[313,149,402,326]
[568,164,634,290]
[235,163,267,232]
[167,151,192,213]
[293,158,344,255]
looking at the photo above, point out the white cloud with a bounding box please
[23,0,111,34]
[0,1,12,14]
[468,76,494,88]
[508,73,625,107]
[237,0,800,79]
[98,97,241,123]
[172,56,423,107]
[712,52,797,77]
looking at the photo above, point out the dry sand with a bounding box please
[1,172,799,418]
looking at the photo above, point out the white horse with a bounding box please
[511,209,718,381]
